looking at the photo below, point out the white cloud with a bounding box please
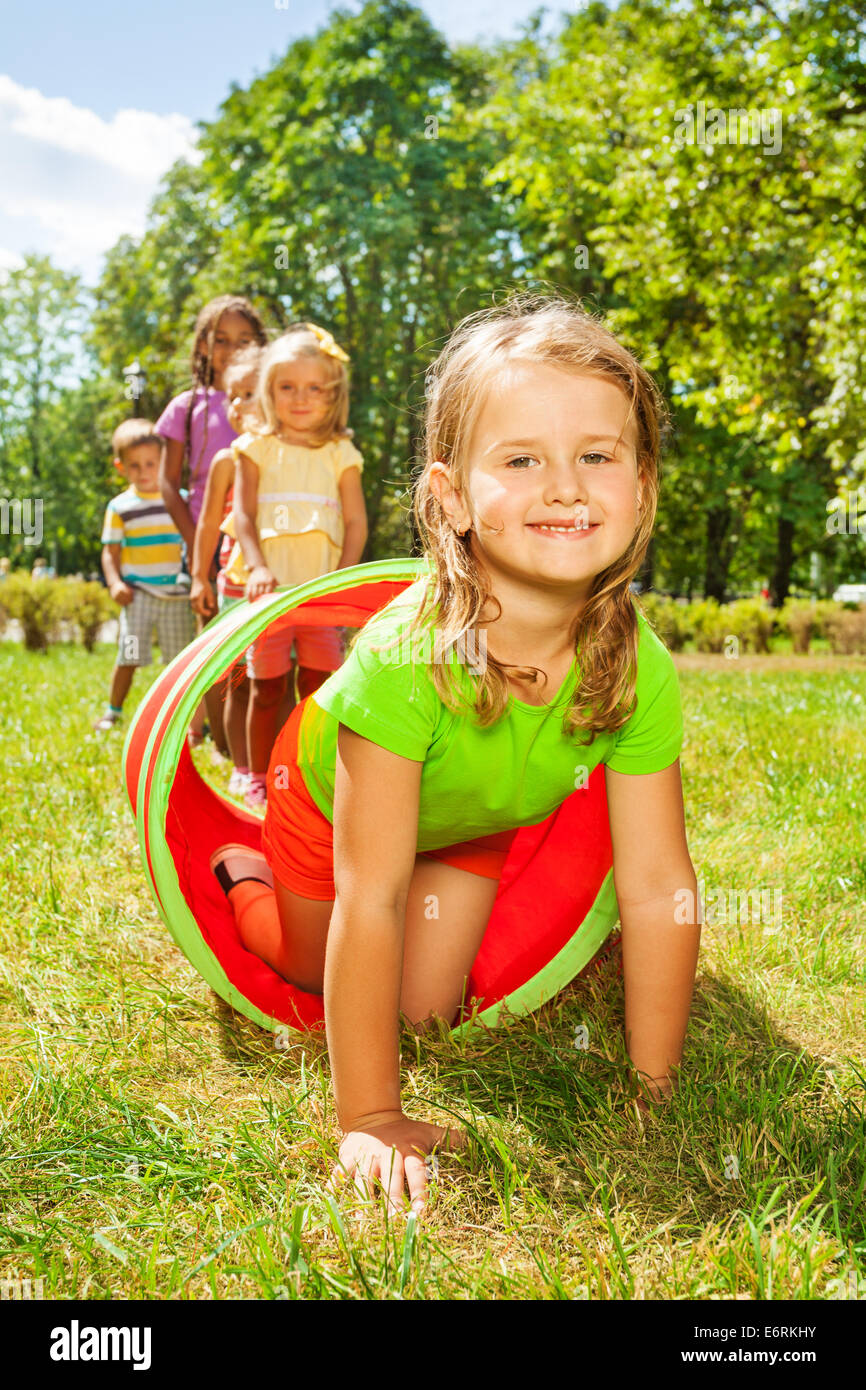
[0,75,197,180]
[0,75,199,282]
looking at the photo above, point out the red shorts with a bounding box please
[261,698,518,901]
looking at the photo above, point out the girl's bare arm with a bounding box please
[191,451,233,582]
[335,467,369,570]
[232,453,266,571]
[159,437,194,551]
[604,760,701,1099]
[326,725,423,1129]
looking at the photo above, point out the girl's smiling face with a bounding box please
[432,360,643,595]
[271,357,334,439]
[209,310,258,389]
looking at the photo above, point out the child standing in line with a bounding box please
[210,296,701,1217]
[156,294,268,749]
[190,344,263,798]
[94,420,195,731]
[220,323,368,810]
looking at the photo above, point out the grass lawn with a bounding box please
[0,639,864,1300]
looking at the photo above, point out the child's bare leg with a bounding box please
[269,856,497,1020]
[399,858,498,1026]
[108,664,136,710]
[297,665,331,700]
[224,668,250,767]
[271,879,334,991]
[192,612,229,754]
[211,845,330,986]
[277,662,297,730]
[189,699,207,740]
[189,617,223,756]
[247,674,287,775]
[204,675,230,756]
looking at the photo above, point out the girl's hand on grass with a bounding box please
[246,566,278,602]
[327,1113,465,1216]
[190,576,217,619]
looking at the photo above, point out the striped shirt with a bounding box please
[101,487,189,597]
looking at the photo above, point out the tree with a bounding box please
[90,0,521,558]
[0,254,90,568]
[476,0,866,600]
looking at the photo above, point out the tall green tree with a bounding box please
[0,254,93,568]
[88,159,227,418]
[478,0,866,600]
[90,0,520,557]
[0,254,85,487]
[71,0,866,593]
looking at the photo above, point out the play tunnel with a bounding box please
[122,558,619,1037]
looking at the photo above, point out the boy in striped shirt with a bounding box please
[94,420,196,731]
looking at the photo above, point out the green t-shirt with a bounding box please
[297,578,683,852]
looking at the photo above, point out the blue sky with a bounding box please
[2,0,566,283]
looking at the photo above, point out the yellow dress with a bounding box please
[221,431,363,589]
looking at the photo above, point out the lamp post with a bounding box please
[123,360,147,407]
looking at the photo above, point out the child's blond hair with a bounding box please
[223,344,263,397]
[403,293,668,743]
[255,325,349,446]
[112,419,162,463]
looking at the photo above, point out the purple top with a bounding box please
[155,387,236,524]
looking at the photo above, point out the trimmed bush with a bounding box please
[56,578,116,652]
[823,605,866,655]
[0,571,62,650]
[778,598,820,653]
[637,592,693,651]
[688,598,730,653]
[813,599,844,639]
[726,598,775,653]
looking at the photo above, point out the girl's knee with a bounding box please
[297,666,330,699]
[251,676,285,707]
[399,991,460,1031]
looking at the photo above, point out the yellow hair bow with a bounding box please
[297,321,350,363]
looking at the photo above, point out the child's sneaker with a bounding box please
[227,768,250,798]
[244,777,268,811]
[93,710,122,732]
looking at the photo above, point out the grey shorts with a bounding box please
[117,588,196,667]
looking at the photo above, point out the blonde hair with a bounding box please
[255,326,349,446]
[223,343,263,396]
[112,418,161,462]
[391,293,668,743]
